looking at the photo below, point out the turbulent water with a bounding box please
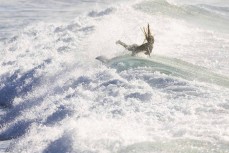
[0,0,229,152]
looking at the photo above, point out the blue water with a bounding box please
[0,0,229,152]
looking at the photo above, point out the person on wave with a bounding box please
[116,24,154,56]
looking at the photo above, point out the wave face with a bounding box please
[0,0,229,152]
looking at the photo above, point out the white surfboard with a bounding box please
[96,55,229,88]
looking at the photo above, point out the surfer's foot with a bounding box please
[116,40,121,45]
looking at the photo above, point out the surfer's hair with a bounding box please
[142,24,154,43]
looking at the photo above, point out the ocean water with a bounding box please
[0,0,229,152]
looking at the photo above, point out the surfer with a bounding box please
[116,24,154,56]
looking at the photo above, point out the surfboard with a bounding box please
[96,55,229,88]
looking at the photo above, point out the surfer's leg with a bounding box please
[116,40,128,48]
[116,40,139,55]
[127,44,138,50]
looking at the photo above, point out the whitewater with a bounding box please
[0,0,229,152]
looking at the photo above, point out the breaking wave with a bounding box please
[0,0,229,152]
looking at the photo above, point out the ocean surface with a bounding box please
[0,0,229,152]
